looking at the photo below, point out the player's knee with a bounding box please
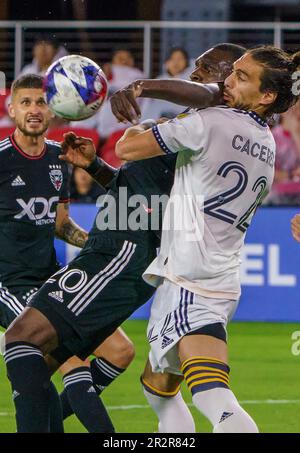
[110,337,135,369]
[95,336,135,369]
[141,361,182,396]
[5,308,57,352]
[5,317,35,345]
[121,338,135,367]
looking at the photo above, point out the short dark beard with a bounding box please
[233,102,268,120]
[233,102,253,111]
[16,121,49,138]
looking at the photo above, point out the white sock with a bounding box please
[143,387,196,433]
[192,388,258,433]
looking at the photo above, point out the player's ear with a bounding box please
[260,90,277,108]
[8,102,15,120]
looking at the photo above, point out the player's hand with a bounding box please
[60,132,96,169]
[291,214,300,242]
[110,81,143,124]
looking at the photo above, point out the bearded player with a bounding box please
[0,74,133,433]
[115,46,300,432]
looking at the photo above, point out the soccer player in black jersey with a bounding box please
[0,74,132,433]
[0,74,88,433]
[0,76,86,321]
[2,45,246,432]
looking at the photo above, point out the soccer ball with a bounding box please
[44,54,108,120]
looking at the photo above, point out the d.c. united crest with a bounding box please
[49,165,63,191]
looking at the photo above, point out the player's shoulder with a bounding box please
[196,105,240,118]
[45,138,63,159]
[191,105,234,125]
[44,138,70,178]
[44,138,67,165]
[0,136,13,157]
[45,138,62,151]
[197,106,269,128]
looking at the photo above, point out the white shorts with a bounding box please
[147,278,239,375]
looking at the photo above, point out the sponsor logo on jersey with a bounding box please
[48,291,64,302]
[49,165,63,191]
[14,196,59,224]
[219,411,234,423]
[11,175,26,186]
[161,335,174,349]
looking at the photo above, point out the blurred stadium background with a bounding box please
[1,0,300,433]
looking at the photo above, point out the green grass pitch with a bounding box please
[0,320,299,433]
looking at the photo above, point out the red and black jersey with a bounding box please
[0,134,69,290]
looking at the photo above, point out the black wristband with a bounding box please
[85,157,102,176]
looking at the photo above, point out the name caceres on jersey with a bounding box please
[0,135,69,290]
[143,107,276,301]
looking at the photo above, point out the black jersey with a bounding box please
[119,154,176,200]
[0,134,69,290]
[88,154,176,243]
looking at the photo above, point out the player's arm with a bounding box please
[55,202,88,248]
[291,214,300,243]
[110,79,222,123]
[116,112,205,161]
[115,122,166,161]
[59,132,117,188]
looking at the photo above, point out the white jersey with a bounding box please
[143,107,276,300]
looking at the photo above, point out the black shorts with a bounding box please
[30,233,156,361]
[0,285,40,329]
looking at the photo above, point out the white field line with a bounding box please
[106,400,300,410]
[1,399,300,416]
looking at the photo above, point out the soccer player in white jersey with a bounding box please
[116,46,300,433]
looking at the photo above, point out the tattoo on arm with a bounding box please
[56,211,88,248]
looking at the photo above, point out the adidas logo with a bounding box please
[219,411,234,423]
[161,335,174,349]
[12,390,20,400]
[48,291,64,302]
[87,386,96,393]
[11,176,25,186]
[95,384,106,392]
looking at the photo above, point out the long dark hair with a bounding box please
[247,45,300,115]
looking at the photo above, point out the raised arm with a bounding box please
[116,110,206,162]
[110,79,222,123]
